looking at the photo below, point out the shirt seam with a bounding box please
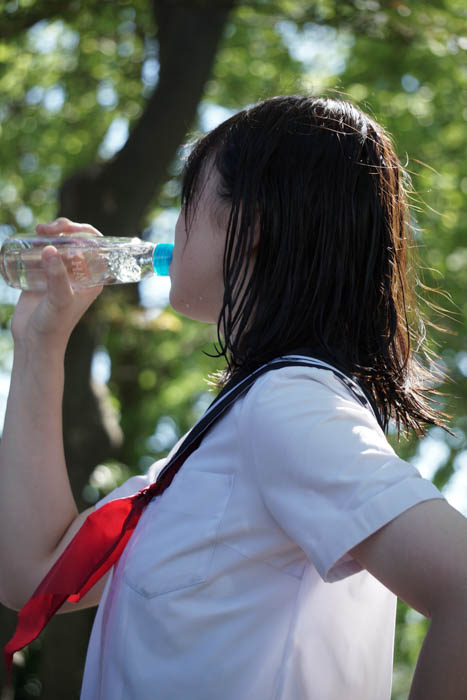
[219,540,306,580]
[272,561,311,700]
[235,395,273,526]
[234,382,311,582]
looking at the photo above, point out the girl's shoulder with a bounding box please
[241,363,373,421]
[236,362,388,456]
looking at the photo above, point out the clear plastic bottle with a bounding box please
[0,233,173,291]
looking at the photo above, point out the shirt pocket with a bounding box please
[123,469,234,598]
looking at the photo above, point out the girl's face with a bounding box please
[169,164,227,323]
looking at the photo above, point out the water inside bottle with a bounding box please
[103,249,143,283]
[2,243,150,290]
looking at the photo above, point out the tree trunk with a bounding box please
[0,607,16,700]
[26,1,235,698]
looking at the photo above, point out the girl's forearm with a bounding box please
[409,606,467,699]
[0,341,78,608]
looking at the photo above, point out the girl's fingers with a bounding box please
[40,246,102,325]
[41,245,102,302]
[41,246,74,309]
[36,218,103,237]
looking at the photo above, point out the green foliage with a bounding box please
[392,601,430,700]
[99,304,224,480]
[205,6,305,106]
[0,0,155,229]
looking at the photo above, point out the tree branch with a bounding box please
[59,0,237,235]
[0,0,80,39]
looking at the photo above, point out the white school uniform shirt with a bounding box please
[81,362,444,700]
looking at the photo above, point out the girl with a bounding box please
[1,95,467,700]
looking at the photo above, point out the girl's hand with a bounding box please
[11,218,104,350]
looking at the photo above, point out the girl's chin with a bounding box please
[168,294,217,324]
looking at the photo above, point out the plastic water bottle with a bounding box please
[0,233,173,291]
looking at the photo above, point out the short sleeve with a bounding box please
[239,366,445,583]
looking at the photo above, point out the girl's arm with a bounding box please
[0,218,104,610]
[350,498,467,699]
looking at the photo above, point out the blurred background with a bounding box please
[0,0,465,697]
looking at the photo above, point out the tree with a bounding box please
[0,1,466,697]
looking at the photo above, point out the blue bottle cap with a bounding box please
[152,243,173,276]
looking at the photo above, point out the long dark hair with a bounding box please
[181,95,449,436]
